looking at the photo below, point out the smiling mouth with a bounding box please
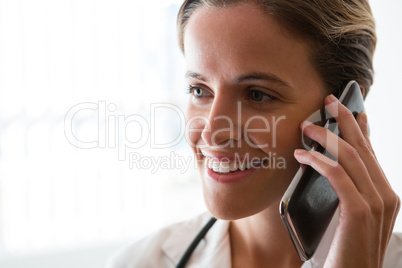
[205,156,268,174]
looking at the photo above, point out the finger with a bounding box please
[356,111,400,259]
[356,112,375,154]
[324,95,390,191]
[322,96,400,265]
[294,148,385,248]
[355,112,399,229]
[301,121,377,197]
[294,149,362,205]
[386,196,401,242]
[356,112,390,181]
[379,193,400,266]
[356,112,369,140]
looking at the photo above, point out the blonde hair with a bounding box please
[177,0,376,97]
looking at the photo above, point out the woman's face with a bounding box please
[184,3,326,220]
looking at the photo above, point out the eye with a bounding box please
[246,89,277,102]
[187,86,213,99]
[193,87,204,97]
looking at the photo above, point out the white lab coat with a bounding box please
[106,212,402,268]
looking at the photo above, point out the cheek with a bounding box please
[245,115,302,153]
[245,114,303,172]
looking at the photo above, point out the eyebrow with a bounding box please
[235,72,291,89]
[185,71,207,82]
[185,71,291,89]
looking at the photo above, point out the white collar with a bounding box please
[161,211,338,267]
[162,213,232,267]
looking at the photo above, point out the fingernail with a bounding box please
[294,149,305,156]
[301,120,313,128]
[328,94,337,102]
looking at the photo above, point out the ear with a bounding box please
[358,83,366,98]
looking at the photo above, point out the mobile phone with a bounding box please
[279,80,366,261]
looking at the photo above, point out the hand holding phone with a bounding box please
[279,81,366,260]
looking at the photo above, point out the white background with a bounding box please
[0,0,401,267]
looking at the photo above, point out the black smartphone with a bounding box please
[279,80,366,261]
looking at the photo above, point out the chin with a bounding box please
[200,179,281,221]
[199,166,300,221]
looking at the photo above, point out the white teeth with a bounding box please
[229,162,238,172]
[212,161,220,172]
[205,157,263,173]
[219,162,230,173]
[238,162,246,171]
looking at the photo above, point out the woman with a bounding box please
[108,0,402,267]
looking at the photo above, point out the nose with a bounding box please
[201,95,242,148]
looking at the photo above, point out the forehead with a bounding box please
[182,3,317,89]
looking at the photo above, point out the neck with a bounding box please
[229,202,304,268]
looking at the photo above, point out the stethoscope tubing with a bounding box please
[176,217,217,268]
